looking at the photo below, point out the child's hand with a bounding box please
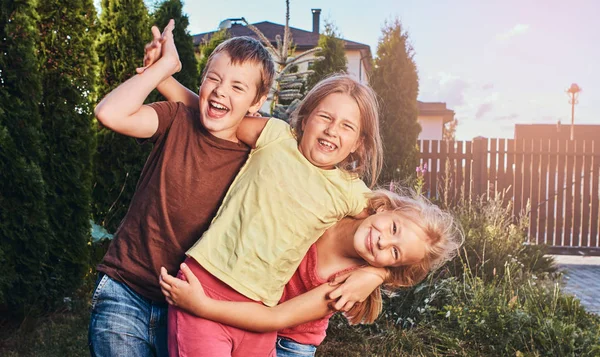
[159,263,208,316]
[136,25,163,74]
[136,19,181,76]
[326,267,385,311]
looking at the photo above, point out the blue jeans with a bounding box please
[276,337,317,357]
[88,273,168,357]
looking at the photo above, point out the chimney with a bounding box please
[311,9,321,34]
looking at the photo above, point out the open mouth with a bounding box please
[318,139,337,151]
[207,100,230,117]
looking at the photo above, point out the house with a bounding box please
[515,123,600,141]
[193,9,454,139]
[192,9,372,84]
[417,101,455,140]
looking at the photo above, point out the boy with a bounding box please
[88,20,275,357]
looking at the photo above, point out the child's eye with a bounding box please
[343,123,356,131]
[319,114,331,121]
[392,222,397,235]
[208,76,219,82]
[233,86,244,91]
[392,247,399,260]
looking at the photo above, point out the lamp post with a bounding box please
[566,83,582,140]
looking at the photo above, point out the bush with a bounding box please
[320,194,600,356]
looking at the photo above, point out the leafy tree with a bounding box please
[371,19,420,184]
[0,0,51,314]
[152,0,199,93]
[36,0,98,299]
[197,28,230,79]
[93,0,151,232]
[306,21,347,91]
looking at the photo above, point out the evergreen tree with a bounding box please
[371,19,420,184]
[36,0,98,299]
[306,21,347,91]
[197,28,230,78]
[93,0,151,232]
[152,0,199,94]
[0,0,51,313]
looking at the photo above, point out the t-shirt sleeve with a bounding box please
[346,179,371,216]
[137,101,182,145]
[254,118,291,149]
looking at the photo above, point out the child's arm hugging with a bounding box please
[94,20,181,138]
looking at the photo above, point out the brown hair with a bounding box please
[345,187,463,324]
[202,36,275,103]
[289,74,383,188]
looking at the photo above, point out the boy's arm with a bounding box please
[157,77,199,110]
[94,20,180,138]
[160,264,336,332]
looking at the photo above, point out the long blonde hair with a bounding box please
[345,188,462,324]
[289,74,383,188]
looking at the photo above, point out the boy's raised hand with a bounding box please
[136,19,181,75]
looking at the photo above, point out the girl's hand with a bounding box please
[136,25,164,74]
[159,262,208,316]
[136,19,181,75]
[326,267,385,311]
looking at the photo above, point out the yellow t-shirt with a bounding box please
[187,119,369,306]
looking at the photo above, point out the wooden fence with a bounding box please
[419,138,600,253]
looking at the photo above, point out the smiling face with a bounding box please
[353,210,429,268]
[297,92,362,170]
[199,52,265,142]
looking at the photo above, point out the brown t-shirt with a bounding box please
[97,101,250,302]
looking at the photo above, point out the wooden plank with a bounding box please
[530,139,541,244]
[497,139,507,196]
[465,141,473,203]
[572,140,584,246]
[430,140,439,200]
[489,138,498,200]
[555,139,567,246]
[591,141,599,247]
[505,139,515,208]
[456,141,464,205]
[546,139,558,247]
[439,140,448,204]
[522,139,533,224]
[581,140,593,247]
[421,140,430,197]
[537,139,549,245]
[564,140,575,247]
[513,139,524,218]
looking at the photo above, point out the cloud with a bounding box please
[495,113,519,121]
[496,24,530,40]
[475,102,494,119]
[420,72,471,107]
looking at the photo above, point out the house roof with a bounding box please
[193,21,372,72]
[417,101,455,124]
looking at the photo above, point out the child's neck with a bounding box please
[316,218,364,277]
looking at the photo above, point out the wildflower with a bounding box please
[445,310,451,318]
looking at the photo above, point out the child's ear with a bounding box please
[351,137,363,154]
[249,95,267,114]
[375,206,386,213]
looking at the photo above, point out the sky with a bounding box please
[141,0,599,140]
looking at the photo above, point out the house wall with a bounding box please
[418,115,444,140]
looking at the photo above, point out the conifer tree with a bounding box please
[36,0,98,298]
[371,19,420,184]
[152,0,199,93]
[0,0,51,313]
[306,21,347,91]
[93,0,151,232]
[197,29,230,79]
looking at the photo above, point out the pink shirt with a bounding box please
[277,244,357,346]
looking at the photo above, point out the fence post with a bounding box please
[472,137,488,200]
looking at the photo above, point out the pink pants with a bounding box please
[168,257,276,357]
